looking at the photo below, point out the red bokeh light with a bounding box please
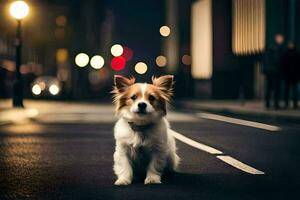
[122,47,133,61]
[111,56,126,71]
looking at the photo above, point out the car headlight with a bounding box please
[49,84,59,95]
[32,84,41,95]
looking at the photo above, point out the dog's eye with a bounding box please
[131,95,137,100]
[149,95,155,101]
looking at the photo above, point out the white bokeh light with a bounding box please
[90,55,104,69]
[32,84,41,95]
[110,44,123,57]
[75,53,89,67]
[49,84,59,95]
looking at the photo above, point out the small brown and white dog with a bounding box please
[112,75,180,185]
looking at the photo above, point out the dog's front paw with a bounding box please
[114,178,131,186]
[144,175,162,184]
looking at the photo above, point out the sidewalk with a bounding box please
[0,99,39,125]
[175,100,300,122]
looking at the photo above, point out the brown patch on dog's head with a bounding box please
[151,75,174,114]
[152,75,174,101]
[112,75,135,112]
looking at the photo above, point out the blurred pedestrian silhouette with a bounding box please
[263,34,285,109]
[281,42,299,109]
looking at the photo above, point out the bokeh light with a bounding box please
[159,26,170,37]
[75,53,89,67]
[20,64,30,74]
[10,1,29,20]
[90,55,104,69]
[111,56,126,71]
[56,15,67,27]
[88,71,101,85]
[156,55,167,67]
[38,82,46,90]
[135,62,148,74]
[182,54,191,65]
[111,44,123,57]
[99,67,110,81]
[122,47,134,61]
[49,84,59,95]
[32,84,41,95]
[56,48,68,63]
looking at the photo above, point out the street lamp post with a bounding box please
[9,0,29,107]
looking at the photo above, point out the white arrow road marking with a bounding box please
[197,113,281,131]
[169,129,265,175]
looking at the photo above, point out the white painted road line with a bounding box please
[197,113,281,131]
[170,129,265,175]
[170,129,223,155]
[217,155,265,175]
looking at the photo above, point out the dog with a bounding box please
[112,75,180,185]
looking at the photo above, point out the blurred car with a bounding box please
[31,76,61,98]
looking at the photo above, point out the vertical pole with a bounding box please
[165,0,179,74]
[288,0,296,43]
[13,20,24,107]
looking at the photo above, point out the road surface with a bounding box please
[0,101,299,199]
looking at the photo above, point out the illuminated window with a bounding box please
[191,0,212,79]
[232,0,266,55]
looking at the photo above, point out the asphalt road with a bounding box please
[0,101,300,199]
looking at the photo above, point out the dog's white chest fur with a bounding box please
[114,117,168,149]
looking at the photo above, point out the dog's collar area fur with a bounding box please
[128,122,154,132]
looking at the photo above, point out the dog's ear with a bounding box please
[152,75,174,91]
[114,75,135,92]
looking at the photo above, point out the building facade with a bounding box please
[191,0,300,99]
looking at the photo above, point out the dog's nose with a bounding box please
[138,102,147,111]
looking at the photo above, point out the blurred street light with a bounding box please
[38,82,46,90]
[75,53,89,67]
[90,55,104,69]
[111,44,123,57]
[135,62,148,74]
[49,84,59,95]
[111,56,126,71]
[32,84,41,95]
[10,0,30,107]
[56,48,68,63]
[56,15,67,27]
[88,71,101,85]
[156,55,167,67]
[159,26,170,37]
[122,47,133,61]
[9,1,29,20]
[182,54,191,65]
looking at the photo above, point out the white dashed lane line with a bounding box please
[171,129,223,155]
[197,112,281,132]
[216,155,264,175]
[170,129,265,175]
